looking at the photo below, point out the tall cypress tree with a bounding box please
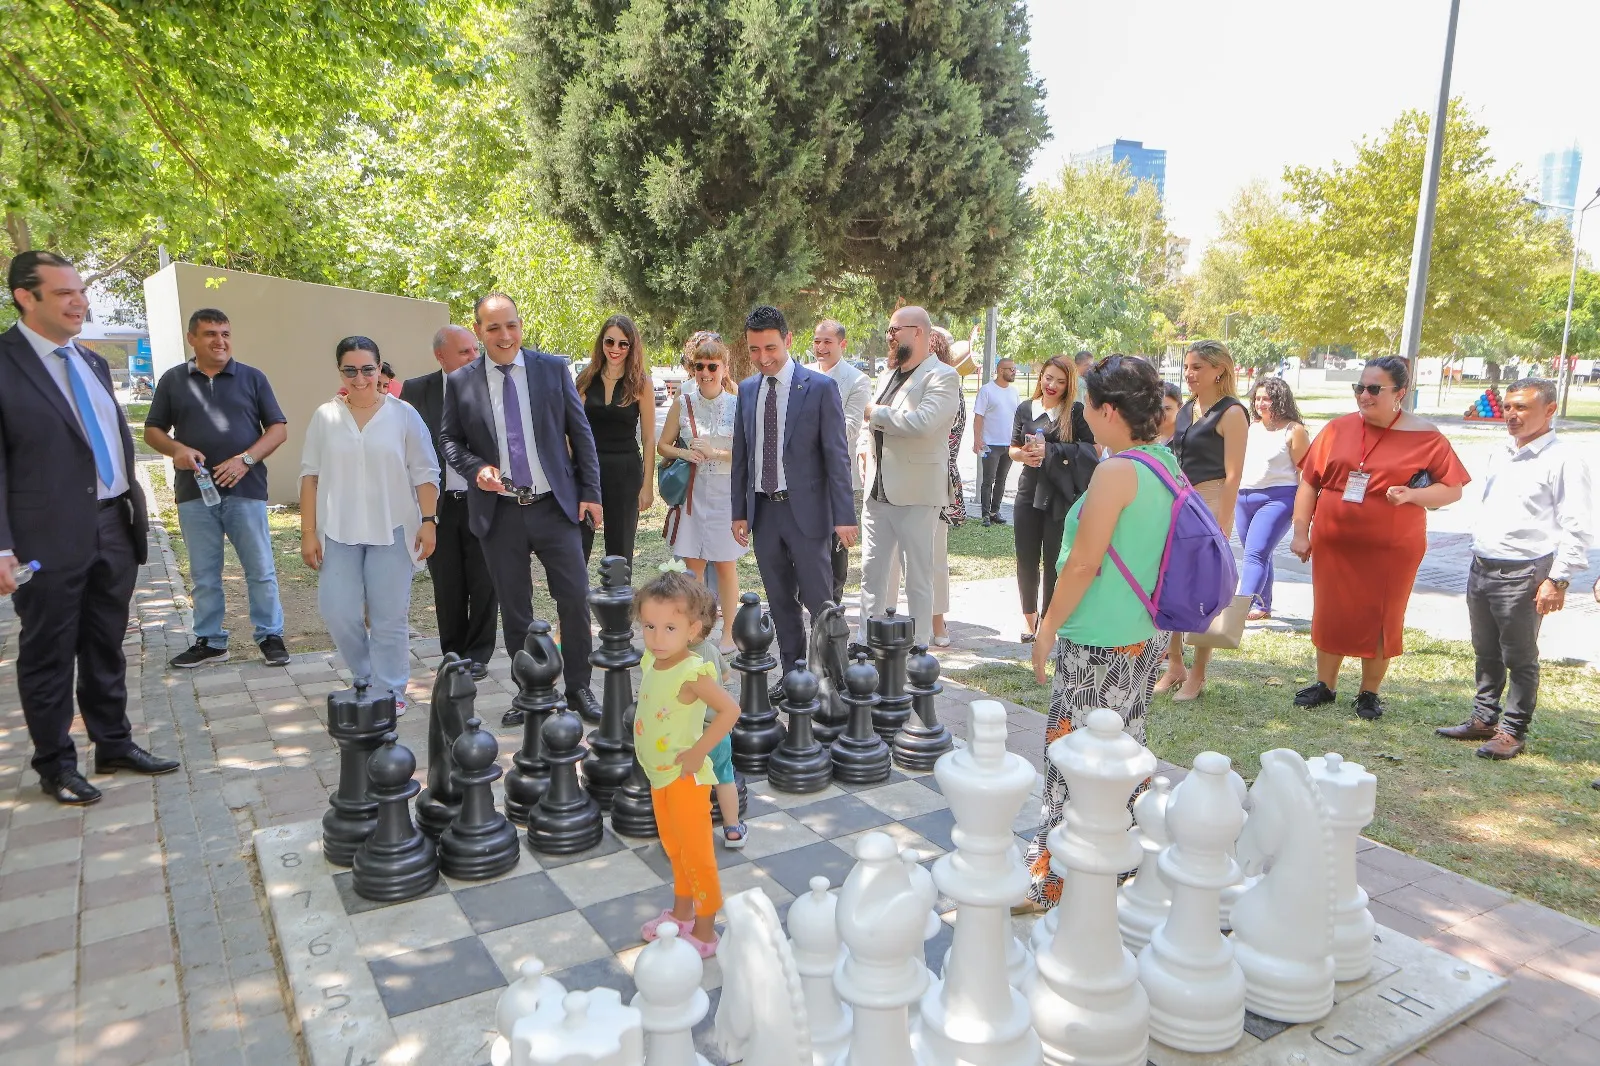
[513,0,1047,331]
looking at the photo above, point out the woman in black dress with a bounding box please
[1010,354,1095,643]
[577,314,656,562]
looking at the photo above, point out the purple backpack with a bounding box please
[1105,449,1238,633]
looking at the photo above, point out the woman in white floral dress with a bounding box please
[657,331,746,649]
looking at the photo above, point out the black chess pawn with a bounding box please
[439,717,521,880]
[729,593,785,774]
[582,556,641,810]
[830,653,890,786]
[416,656,475,840]
[608,705,658,839]
[351,733,439,902]
[867,607,915,743]
[322,681,397,867]
[892,645,955,772]
[527,705,605,855]
[807,602,852,745]
[503,621,564,825]
[767,660,832,794]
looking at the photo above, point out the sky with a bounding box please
[1023,0,1600,267]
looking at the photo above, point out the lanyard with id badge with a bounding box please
[1343,413,1400,503]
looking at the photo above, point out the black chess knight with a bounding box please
[416,655,475,840]
[806,602,852,745]
[582,557,641,810]
[351,734,439,902]
[321,681,397,867]
[503,621,563,824]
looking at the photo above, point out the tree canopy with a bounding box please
[512,0,1047,333]
[1240,99,1565,356]
[1523,268,1600,358]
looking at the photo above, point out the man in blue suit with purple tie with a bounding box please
[731,305,856,683]
[439,293,605,722]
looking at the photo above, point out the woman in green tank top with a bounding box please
[1017,355,1177,914]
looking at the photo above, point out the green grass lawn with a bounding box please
[948,627,1600,925]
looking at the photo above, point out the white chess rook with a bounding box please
[1027,709,1155,1066]
[492,958,567,1066]
[511,989,645,1066]
[632,923,711,1066]
[1228,749,1338,1023]
[788,877,852,1066]
[1136,753,1246,1053]
[835,832,936,1066]
[1308,753,1378,982]
[915,700,1040,1066]
[1116,776,1173,954]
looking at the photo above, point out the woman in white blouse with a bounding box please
[300,336,440,712]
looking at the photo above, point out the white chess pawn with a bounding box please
[1027,708,1155,1066]
[1117,776,1173,954]
[788,877,852,1066]
[493,958,567,1066]
[511,989,645,1066]
[1308,753,1378,982]
[1229,749,1338,1023]
[1137,752,1247,1053]
[914,700,1040,1066]
[835,832,936,1066]
[632,923,711,1066]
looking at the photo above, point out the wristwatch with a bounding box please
[1551,578,1570,591]
[420,515,438,526]
[239,454,256,467]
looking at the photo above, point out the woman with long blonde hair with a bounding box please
[576,314,656,562]
[657,331,744,649]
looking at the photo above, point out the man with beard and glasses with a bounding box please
[855,306,960,647]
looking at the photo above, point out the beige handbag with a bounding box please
[1184,594,1254,650]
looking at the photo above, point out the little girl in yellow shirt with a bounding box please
[634,565,741,956]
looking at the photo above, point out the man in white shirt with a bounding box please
[1437,378,1594,760]
[402,325,499,686]
[812,318,871,601]
[972,358,1020,525]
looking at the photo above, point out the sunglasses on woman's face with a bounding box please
[340,364,379,379]
[1352,383,1395,396]
[694,362,721,373]
[603,338,631,349]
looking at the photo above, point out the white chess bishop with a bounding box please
[1116,775,1173,954]
[1027,708,1155,1066]
[1136,752,1247,1053]
[914,700,1040,1066]
[1228,748,1339,1023]
[631,923,711,1066]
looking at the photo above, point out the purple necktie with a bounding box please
[761,377,780,493]
[498,364,535,488]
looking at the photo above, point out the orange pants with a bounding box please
[653,776,722,919]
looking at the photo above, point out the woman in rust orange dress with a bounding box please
[1289,356,1469,720]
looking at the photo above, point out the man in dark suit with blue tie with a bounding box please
[0,251,178,804]
[439,293,605,721]
[732,305,856,679]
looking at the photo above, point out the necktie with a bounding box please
[56,347,115,489]
[498,364,536,489]
[761,376,780,493]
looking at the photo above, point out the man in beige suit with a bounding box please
[857,306,960,645]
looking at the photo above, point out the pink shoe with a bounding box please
[678,928,720,958]
[640,909,680,942]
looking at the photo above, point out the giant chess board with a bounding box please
[254,764,1505,1066]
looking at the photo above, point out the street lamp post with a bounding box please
[1556,189,1600,417]
[1221,311,1244,342]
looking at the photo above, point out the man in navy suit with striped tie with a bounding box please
[0,251,179,804]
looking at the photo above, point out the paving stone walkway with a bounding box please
[1,512,1597,1064]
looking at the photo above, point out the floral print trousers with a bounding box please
[1023,631,1171,906]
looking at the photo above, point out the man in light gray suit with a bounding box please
[857,305,961,646]
[732,305,857,680]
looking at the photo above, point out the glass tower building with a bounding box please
[1538,145,1582,229]
[1070,139,1167,200]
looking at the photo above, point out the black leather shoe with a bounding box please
[567,688,602,722]
[94,745,180,776]
[1354,690,1385,721]
[847,642,871,661]
[502,709,525,728]
[41,769,101,805]
[470,661,490,682]
[1293,681,1336,708]
[990,513,1008,526]
[982,516,992,528]
[769,680,787,706]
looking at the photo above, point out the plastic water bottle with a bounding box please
[7,560,39,591]
[194,463,222,507]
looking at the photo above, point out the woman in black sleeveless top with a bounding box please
[1157,338,1248,700]
[577,315,656,562]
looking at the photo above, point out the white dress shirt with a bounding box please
[439,374,468,492]
[974,380,1022,446]
[820,357,871,490]
[486,352,550,493]
[1472,430,1594,583]
[754,356,796,492]
[17,320,130,499]
[301,396,440,559]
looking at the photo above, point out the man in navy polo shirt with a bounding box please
[145,308,291,668]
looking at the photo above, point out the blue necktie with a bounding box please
[55,347,116,489]
[498,364,536,489]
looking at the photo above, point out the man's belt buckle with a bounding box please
[759,490,790,502]
[501,477,540,506]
